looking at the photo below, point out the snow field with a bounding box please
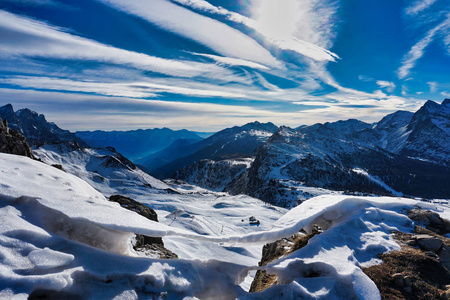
[1,152,449,299]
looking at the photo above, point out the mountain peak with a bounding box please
[0,103,15,117]
[442,99,450,107]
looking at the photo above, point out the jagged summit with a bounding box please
[0,104,88,147]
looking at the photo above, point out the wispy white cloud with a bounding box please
[250,0,340,62]
[0,10,232,78]
[98,0,281,68]
[0,76,248,99]
[405,0,437,16]
[358,75,374,82]
[376,80,396,93]
[427,81,438,93]
[188,52,270,70]
[171,0,340,62]
[397,15,450,79]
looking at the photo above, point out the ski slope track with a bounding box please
[1,153,449,299]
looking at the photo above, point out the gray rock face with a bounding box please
[108,195,177,259]
[109,194,158,222]
[0,104,88,147]
[0,116,35,159]
[408,208,450,235]
[415,234,443,252]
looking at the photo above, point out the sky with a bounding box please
[0,0,449,131]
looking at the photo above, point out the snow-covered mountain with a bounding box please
[76,128,203,161]
[138,121,278,178]
[0,104,88,147]
[401,99,450,164]
[179,100,449,206]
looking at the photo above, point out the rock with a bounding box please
[109,195,158,222]
[392,273,404,286]
[0,116,35,159]
[438,245,450,272]
[403,276,413,287]
[409,208,450,235]
[441,289,450,300]
[403,286,412,293]
[108,195,178,259]
[415,234,443,252]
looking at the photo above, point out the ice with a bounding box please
[28,248,74,269]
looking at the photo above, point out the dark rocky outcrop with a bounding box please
[0,116,35,159]
[0,104,88,147]
[108,195,177,259]
[250,226,321,293]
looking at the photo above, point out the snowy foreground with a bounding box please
[1,153,449,299]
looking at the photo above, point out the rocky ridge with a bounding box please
[0,116,35,159]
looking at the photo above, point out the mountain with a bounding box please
[173,158,253,191]
[0,115,35,159]
[138,121,278,178]
[227,100,450,206]
[0,104,88,147]
[400,99,450,164]
[75,128,203,161]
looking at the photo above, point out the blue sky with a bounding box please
[0,0,448,131]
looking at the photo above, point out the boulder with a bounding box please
[415,234,443,252]
[108,195,177,259]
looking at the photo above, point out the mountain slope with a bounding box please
[0,104,88,147]
[228,100,450,206]
[139,121,278,178]
[76,128,202,161]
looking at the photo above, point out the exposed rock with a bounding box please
[51,164,66,172]
[250,228,321,293]
[109,194,158,222]
[415,234,444,252]
[409,208,450,235]
[439,245,450,272]
[0,116,35,159]
[108,195,177,259]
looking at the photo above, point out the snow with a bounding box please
[1,152,450,299]
[353,168,403,196]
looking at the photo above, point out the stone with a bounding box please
[438,245,450,272]
[403,276,413,287]
[108,195,178,259]
[415,234,443,252]
[403,286,412,293]
[0,116,35,159]
[392,273,404,287]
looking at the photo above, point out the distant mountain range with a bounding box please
[137,121,278,178]
[75,128,203,161]
[176,99,450,206]
[0,104,88,147]
[1,100,448,207]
